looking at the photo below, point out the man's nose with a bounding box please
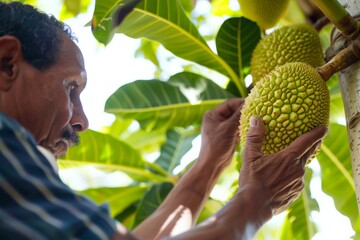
[70,102,89,132]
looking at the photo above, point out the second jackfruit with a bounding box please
[250,24,324,84]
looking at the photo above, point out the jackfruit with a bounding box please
[238,0,290,30]
[250,24,324,84]
[239,62,329,160]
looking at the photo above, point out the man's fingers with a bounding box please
[299,139,322,165]
[214,98,245,119]
[243,116,265,159]
[285,126,327,159]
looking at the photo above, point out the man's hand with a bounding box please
[238,115,327,222]
[133,98,245,239]
[199,98,245,170]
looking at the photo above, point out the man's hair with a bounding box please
[0,1,77,70]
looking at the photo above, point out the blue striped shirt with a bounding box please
[0,113,117,239]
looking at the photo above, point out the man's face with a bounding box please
[5,35,89,157]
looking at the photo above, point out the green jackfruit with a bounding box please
[238,0,290,30]
[250,24,324,84]
[239,62,329,161]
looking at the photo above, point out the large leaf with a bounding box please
[316,123,360,233]
[216,17,261,95]
[91,0,239,83]
[168,72,234,100]
[111,0,142,27]
[133,182,174,227]
[155,127,200,174]
[105,75,230,130]
[78,185,148,217]
[60,130,169,181]
[329,90,345,124]
[123,128,167,153]
[63,129,144,168]
[103,118,167,154]
[328,76,345,124]
[101,118,134,139]
[279,169,319,240]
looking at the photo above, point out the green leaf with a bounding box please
[317,123,360,233]
[114,204,137,229]
[328,75,345,124]
[135,39,160,69]
[280,169,319,240]
[216,17,261,95]
[91,0,141,43]
[124,128,167,153]
[6,0,38,5]
[155,127,200,174]
[78,185,148,217]
[60,0,91,20]
[112,0,142,27]
[133,182,174,227]
[102,118,167,154]
[329,90,345,124]
[101,118,133,139]
[211,0,238,17]
[105,79,227,131]
[168,72,234,100]
[197,198,223,223]
[59,130,171,182]
[58,159,169,183]
[179,0,195,13]
[91,0,239,85]
[63,129,144,168]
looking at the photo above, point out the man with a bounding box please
[0,2,327,239]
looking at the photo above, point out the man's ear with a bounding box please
[0,36,23,91]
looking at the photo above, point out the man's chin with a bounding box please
[54,148,68,158]
[46,141,70,158]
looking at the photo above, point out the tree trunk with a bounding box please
[333,0,360,212]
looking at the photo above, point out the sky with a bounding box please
[37,0,355,239]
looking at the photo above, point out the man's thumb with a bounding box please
[244,116,265,154]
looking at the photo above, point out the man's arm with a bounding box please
[161,116,327,240]
[110,113,327,240]
[132,98,245,240]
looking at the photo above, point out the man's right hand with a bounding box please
[238,115,327,223]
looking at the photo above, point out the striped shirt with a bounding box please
[0,113,117,239]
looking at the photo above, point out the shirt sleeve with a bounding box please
[0,116,117,240]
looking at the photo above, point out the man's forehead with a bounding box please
[59,36,86,70]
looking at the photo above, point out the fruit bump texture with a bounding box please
[240,62,329,157]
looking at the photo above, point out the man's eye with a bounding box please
[69,82,78,91]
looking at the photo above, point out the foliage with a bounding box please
[50,0,359,238]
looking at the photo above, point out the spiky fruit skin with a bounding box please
[238,0,290,30]
[250,24,325,84]
[239,62,329,161]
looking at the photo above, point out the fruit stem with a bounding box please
[317,39,360,81]
[311,0,360,39]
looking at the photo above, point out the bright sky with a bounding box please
[37,0,355,239]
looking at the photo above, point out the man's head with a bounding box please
[0,1,89,157]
